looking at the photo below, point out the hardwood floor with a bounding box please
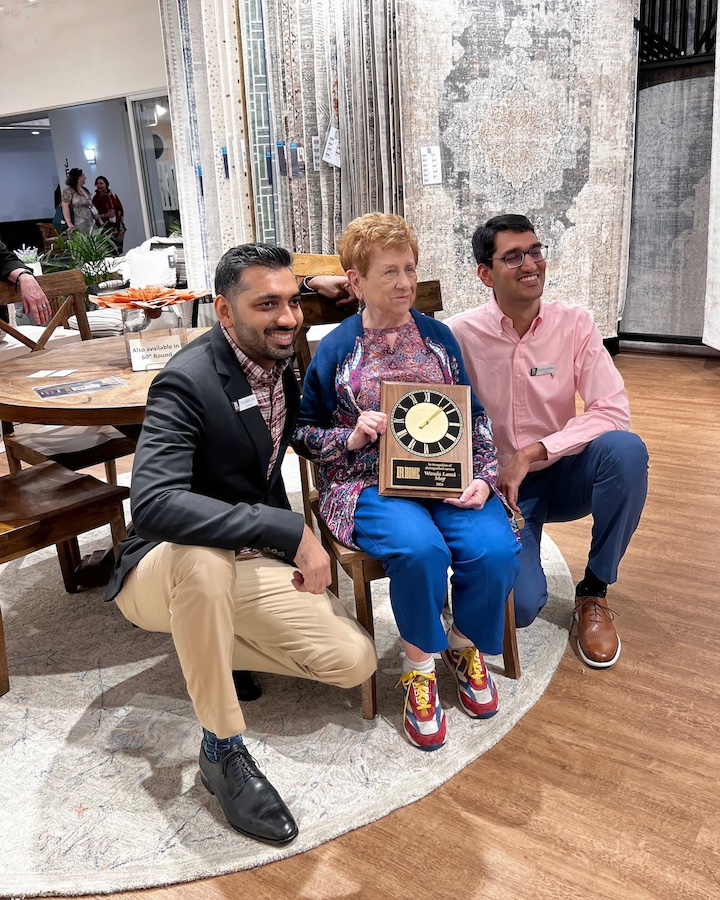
[7,352,720,900]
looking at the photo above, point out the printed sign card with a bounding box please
[33,376,128,400]
[126,332,184,371]
[420,146,443,185]
[322,127,342,168]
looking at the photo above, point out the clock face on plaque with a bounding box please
[389,389,464,457]
[379,381,472,498]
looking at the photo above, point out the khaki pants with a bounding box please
[115,544,377,738]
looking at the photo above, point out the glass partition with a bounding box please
[130,96,179,238]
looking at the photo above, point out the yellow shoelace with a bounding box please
[453,647,485,685]
[397,670,436,713]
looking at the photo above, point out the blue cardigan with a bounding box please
[293,308,508,548]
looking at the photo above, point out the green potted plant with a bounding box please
[45,227,119,288]
[14,244,45,276]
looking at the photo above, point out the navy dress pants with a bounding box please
[513,431,649,627]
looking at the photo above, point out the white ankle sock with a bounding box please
[447,627,474,651]
[402,653,435,676]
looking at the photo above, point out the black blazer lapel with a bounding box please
[267,366,301,490]
[281,365,300,442]
[210,325,273,478]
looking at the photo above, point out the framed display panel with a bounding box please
[379,382,472,499]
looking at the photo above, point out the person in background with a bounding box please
[106,242,377,844]
[93,176,125,253]
[293,213,519,752]
[61,168,102,235]
[446,214,649,669]
[0,238,52,326]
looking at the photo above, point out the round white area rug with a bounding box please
[0,462,574,896]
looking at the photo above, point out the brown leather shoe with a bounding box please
[573,595,621,668]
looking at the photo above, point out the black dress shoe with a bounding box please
[199,744,298,845]
[232,670,262,702]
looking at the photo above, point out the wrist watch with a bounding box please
[299,276,316,294]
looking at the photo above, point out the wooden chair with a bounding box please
[292,253,353,278]
[0,269,92,347]
[0,270,136,484]
[292,255,520,720]
[37,222,60,254]
[0,461,129,697]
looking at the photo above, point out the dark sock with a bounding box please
[576,566,607,598]
[202,728,244,763]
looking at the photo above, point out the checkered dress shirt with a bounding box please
[221,325,289,477]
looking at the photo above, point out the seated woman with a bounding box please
[293,213,520,751]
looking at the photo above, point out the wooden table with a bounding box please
[0,330,206,586]
[0,330,207,431]
[0,326,82,363]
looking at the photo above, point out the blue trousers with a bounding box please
[353,488,520,655]
[514,431,648,626]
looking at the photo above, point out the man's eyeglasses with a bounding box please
[492,245,549,269]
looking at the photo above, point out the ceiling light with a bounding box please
[31,131,40,135]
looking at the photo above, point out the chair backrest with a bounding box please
[291,252,443,379]
[37,223,60,254]
[0,269,91,350]
[292,253,345,278]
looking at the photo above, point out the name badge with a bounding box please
[529,365,556,377]
[233,394,259,413]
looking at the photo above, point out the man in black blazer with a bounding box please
[106,243,376,846]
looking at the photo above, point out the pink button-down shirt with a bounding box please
[446,296,630,471]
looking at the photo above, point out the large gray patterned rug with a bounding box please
[0,460,574,896]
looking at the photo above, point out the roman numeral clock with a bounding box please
[379,382,473,499]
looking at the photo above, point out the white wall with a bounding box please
[0,131,57,221]
[49,101,146,252]
[0,0,167,119]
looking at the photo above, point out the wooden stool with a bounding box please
[0,461,129,697]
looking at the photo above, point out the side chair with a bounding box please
[37,222,60,254]
[0,461,129,698]
[0,270,136,485]
[291,255,521,720]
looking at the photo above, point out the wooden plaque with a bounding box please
[379,382,473,499]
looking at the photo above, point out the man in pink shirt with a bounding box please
[446,214,648,669]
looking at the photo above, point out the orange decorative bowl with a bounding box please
[96,286,209,311]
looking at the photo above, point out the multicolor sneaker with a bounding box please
[441,646,499,719]
[397,669,447,751]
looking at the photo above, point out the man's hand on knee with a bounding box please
[292,525,332,594]
[498,443,548,513]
